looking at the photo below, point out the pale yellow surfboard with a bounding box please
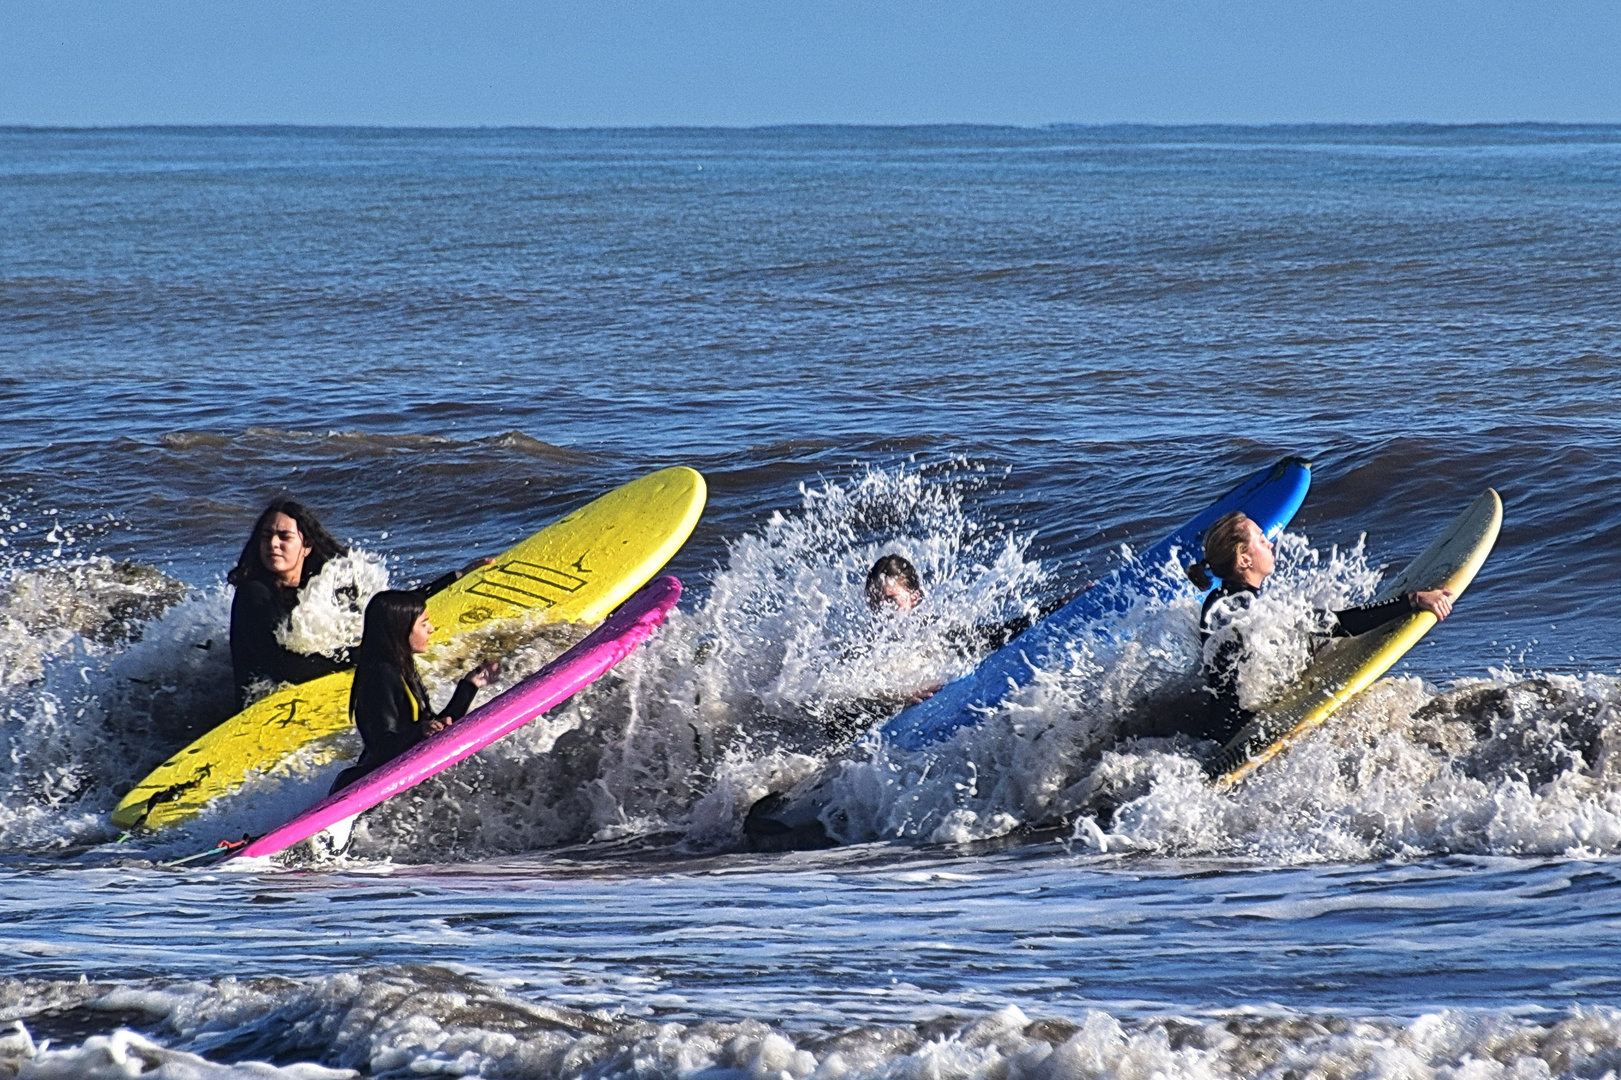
[113,466,706,831]
[1211,488,1502,788]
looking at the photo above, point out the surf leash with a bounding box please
[161,835,257,869]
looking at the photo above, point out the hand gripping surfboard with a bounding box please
[744,456,1312,850]
[1209,489,1502,787]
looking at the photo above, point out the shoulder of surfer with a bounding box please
[231,576,281,613]
[1200,582,1257,626]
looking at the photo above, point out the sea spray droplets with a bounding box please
[1091,669,1621,862]
[0,567,236,850]
[275,550,391,660]
[0,558,187,692]
[812,530,1621,862]
[808,556,1209,847]
[1204,531,1384,715]
[5,465,1621,864]
[0,549,391,853]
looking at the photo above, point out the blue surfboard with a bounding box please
[881,456,1313,750]
[743,456,1312,851]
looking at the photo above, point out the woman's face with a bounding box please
[1238,519,1276,582]
[873,576,922,612]
[408,612,434,653]
[258,512,310,587]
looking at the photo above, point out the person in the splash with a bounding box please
[820,553,1075,745]
[328,589,499,795]
[865,553,1065,650]
[227,500,352,708]
[227,499,489,709]
[1185,511,1454,748]
[864,553,924,613]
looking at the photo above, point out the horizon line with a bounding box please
[4,119,1620,135]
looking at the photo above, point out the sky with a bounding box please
[2,1,1619,128]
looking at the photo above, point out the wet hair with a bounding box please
[356,589,429,703]
[1185,511,1253,591]
[865,554,922,610]
[227,499,347,589]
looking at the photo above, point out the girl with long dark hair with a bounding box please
[227,499,492,708]
[227,500,351,707]
[328,589,499,795]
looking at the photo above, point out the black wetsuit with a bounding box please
[229,579,348,708]
[328,660,480,795]
[229,569,461,709]
[1197,582,1412,745]
[945,593,1076,656]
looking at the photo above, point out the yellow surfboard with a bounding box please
[1211,488,1502,788]
[113,466,706,831]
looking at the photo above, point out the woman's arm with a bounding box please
[1332,589,1454,637]
[422,556,498,597]
[425,661,501,734]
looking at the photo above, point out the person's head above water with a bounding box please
[1186,511,1275,591]
[866,553,923,612]
[357,589,432,673]
[227,499,347,590]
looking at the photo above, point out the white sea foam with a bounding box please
[0,565,233,850]
[329,463,1046,861]
[274,550,391,660]
[4,967,1621,1080]
[10,1026,354,1078]
[0,547,387,853]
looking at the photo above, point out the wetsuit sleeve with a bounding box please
[423,570,461,597]
[1330,596,1411,637]
[435,678,480,724]
[960,594,1077,654]
[230,581,348,701]
[956,614,1032,653]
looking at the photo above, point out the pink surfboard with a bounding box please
[236,575,682,860]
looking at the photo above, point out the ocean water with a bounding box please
[2,124,1621,1078]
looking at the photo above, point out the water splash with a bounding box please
[275,550,391,660]
[3,465,1620,868]
[343,461,1047,861]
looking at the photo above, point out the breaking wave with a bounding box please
[1,465,1618,867]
